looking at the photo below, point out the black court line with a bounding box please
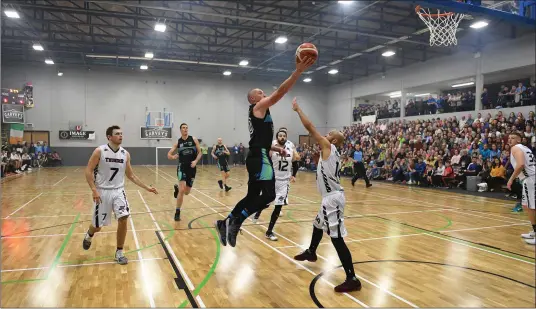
[309,260,536,308]
[375,216,535,260]
[155,231,198,308]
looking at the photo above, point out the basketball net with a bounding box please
[416,5,465,46]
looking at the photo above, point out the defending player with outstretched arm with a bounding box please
[291,98,362,293]
[168,123,202,221]
[82,125,158,265]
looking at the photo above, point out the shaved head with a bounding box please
[326,130,345,147]
[247,88,265,104]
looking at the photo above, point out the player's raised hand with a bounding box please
[147,186,158,194]
[296,56,315,72]
[292,97,300,112]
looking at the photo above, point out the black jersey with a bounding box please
[247,104,274,150]
[214,144,227,164]
[177,136,197,164]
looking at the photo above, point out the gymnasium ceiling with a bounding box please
[2,0,535,85]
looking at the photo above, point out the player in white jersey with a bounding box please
[82,126,158,264]
[507,133,536,245]
[252,128,300,240]
[291,98,361,293]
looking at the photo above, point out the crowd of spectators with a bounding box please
[352,82,535,121]
[1,141,62,178]
[483,82,536,109]
[297,109,535,204]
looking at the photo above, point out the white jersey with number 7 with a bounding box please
[94,144,127,189]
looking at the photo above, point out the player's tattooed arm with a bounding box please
[125,152,158,194]
[167,143,179,160]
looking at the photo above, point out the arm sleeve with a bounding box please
[292,161,299,177]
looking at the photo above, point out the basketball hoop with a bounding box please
[416,5,465,46]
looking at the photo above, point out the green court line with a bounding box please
[2,213,80,285]
[178,219,221,308]
[60,221,175,265]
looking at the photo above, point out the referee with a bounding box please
[351,144,372,188]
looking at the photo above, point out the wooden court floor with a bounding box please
[1,165,535,308]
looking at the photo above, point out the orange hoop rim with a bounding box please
[415,5,455,18]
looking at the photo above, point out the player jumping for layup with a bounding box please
[168,123,202,221]
[291,98,362,292]
[507,133,536,245]
[212,138,232,192]
[214,56,315,247]
[252,128,300,241]
[83,125,158,264]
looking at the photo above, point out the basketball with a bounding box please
[295,43,318,63]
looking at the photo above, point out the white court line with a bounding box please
[137,190,206,308]
[73,168,80,172]
[129,215,156,307]
[186,189,370,308]
[52,176,67,186]
[441,223,527,233]
[423,233,533,265]
[1,228,158,239]
[373,191,528,223]
[1,257,164,273]
[5,193,43,218]
[275,222,529,249]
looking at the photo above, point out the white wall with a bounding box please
[1,66,328,147]
[327,34,536,127]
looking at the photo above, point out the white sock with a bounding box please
[116,249,124,256]
[85,232,93,241]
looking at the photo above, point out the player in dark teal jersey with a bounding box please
[167,123,202,221]
[214,56,316,247]
[211,138,232,192]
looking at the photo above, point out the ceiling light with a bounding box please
[338,1,353,4]
[140,65,148,70]
[390,94,402,98]
[45,59,54,65]
[57,72,63,76]
[275,36,288,44]
[452,82,474,88]
[223,70,232,76]
[5,10,20,19]
[414,93,430,97]
[154,23,166,32]
[382,50,396,57]
[328,69,339,75]
[470,21,488,29]
[32,44,44,51]
[239,60,249,66]
[303,78,312,83]
[145,52,154,58]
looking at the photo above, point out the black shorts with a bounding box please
[217,160,230,173]
[177,162,196,188]
[246,148,274,184]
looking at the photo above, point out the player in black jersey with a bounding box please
[167,123,202,221]
[212,138,232,192]
[214,56,315,247]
